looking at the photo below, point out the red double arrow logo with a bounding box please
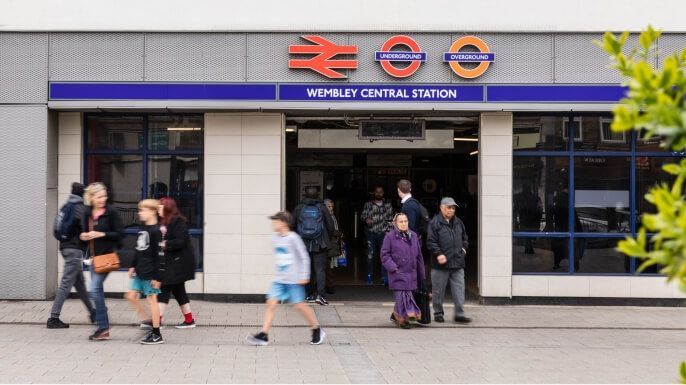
[288,36,358,79]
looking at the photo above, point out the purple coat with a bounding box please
[380,228,426,291]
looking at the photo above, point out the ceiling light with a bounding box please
[470,150,479,156]
[285,125,298,133]
[454,138,479,142]
[167,127,202,131]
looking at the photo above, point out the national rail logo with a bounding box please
[443,36,495,79]
[374,35,426,78]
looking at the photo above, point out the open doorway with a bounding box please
[284,113,480,298]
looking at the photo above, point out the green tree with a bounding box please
[598,26,686,383]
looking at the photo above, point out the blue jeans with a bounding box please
[366,231,387,280]
[89,266,110,330]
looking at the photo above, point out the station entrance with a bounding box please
[284,113,480,299]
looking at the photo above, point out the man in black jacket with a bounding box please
[47,183,95,329]
[426,197,471,324]
[292,186,336,306]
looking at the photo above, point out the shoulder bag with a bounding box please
[89,217,120,274]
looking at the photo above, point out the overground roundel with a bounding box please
[443,36,495,79]
[375,35,427,78]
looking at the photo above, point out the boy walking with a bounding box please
[124,199,165,345]
[247,211,326,346]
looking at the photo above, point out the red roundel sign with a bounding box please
[375,35,427,78]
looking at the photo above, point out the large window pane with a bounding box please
[513,116,568,151]
[574,237,630,273]
[148,115,204,151]
[636,156,681,216]
[87,155,143,228]
[514,157,569,232]
[148,155,203,229]
[87,115,144,150]
[574,157,630,233]
[513,237,570,273]
[636,130,670,152]
[574,115,630,152]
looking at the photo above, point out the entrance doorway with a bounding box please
[284,113,480,298]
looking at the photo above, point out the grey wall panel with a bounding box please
[49,33,145,81]
[658,34,686,68]
[554,33,643,83]
[46,111,58,298]
[347,33,452,83]
[456,33,554,84]
[247,33,350,82]
[0,33,48,103]
[145,33,246,81]
[0,106,48,299]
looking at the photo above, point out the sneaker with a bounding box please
[366,274,373,285]
[140,332,164,345]
[246,332,269,346]
[175,320,196,329]
[88,328,111,341]
[310,328,326,345]
[315,295,329,306]
[305,295,316,303]
[47,317,69,329]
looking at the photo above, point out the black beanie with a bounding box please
[71,182,85,197]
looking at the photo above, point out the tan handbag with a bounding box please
[89,217,120,274]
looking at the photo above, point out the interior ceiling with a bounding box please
[286,113,480,134]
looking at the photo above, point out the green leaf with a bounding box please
[680,361,686,384]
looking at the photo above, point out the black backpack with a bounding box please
[297,203,324,240]
[53,201,77,241]
[409,198,430,234]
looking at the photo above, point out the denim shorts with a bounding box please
[266,282,305,304]
[130,277,162,296]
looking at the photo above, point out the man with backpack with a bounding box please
[47,182,95,329]
[292,186,336,305]
[397,179,429,237]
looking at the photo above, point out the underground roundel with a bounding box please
[375,35,427,78]
[443,36,495,79]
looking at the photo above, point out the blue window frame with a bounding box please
[513,113,686,275]
[83,113,204,270]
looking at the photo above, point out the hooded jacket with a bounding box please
[426,214,469,270]
[59,194,87,251]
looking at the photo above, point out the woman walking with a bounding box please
[156,197,197,328]
[80,182,123,341]
[380,213,425,329]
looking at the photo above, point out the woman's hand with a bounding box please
[128,268,135,278]
[79,232,89,241]
[80,231,104,241]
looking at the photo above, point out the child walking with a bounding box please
[247,211,326,346]
[125,199,165,345]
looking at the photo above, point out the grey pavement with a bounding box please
[0,298,685,383]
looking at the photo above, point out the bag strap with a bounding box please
[88,216,95,258]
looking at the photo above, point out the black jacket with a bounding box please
[292,198,336,252]
[426,215,469,270]
[161,217,196,284]
[401,197,422,234]
[82,205,124,257]
[132,224,164,281]
[60,195,87,251]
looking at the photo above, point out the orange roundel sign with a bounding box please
[443,36,495,79]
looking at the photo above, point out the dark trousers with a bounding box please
[50,249,94,318]
[307,250,328,296]
[158,283,190,306]
[366,231,387,279]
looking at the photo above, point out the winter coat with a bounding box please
[60,194,87,251]
[292,198,336,252]
[426,214,469,270]
[380,227,426,291]
[82,204,124,256]
[162,217,196,284]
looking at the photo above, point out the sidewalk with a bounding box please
[0,299,685,384]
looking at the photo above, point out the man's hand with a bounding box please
[437,255,447,264]
[365,218,373,226]
[298,279,309,285]
[128,268,135,278]
[151,280,161,289]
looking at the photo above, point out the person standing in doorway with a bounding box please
[155,197,197,329]
[323,199,342,295]
[426,197,471,324]
[47,182,96,329]
[360,186,393,285]
[246,211,326,346]
[80,182,124,341]
[397,180,422,234]
[292,186,335,305]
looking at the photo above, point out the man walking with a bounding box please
[360,186,393,285]
[397,179,423,234]
[426,197,471,324]
[47,182,95,328]
[293,186,336,305]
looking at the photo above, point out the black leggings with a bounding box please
[158,283,190,306]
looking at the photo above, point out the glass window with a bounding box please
[513,157,569,232]
[87,155,143,228]
[148,115,204,151]
[148,155,203,228]
[87,115,144,150]
[574,237,630,273]
[636,130,669,152]
[513,116,568,151]
[636,157,681,216]
[574,115,630,152]
[513,237,570,273]
[574,156,630,233]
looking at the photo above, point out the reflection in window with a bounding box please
[574,157,630,233]
[87,155,143,228]
[574,237,630,273]
[87,115,144,150]
[148,115,204,151]
[513,116,568,151]
[148,155,203,228]
[513,237,570,273]
[636,157,679,216]
[513,157,569,232]
[575,115,630,151]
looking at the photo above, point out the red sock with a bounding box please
[184,312,194,323]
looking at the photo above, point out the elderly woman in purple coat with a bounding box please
[381,212,426,329]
